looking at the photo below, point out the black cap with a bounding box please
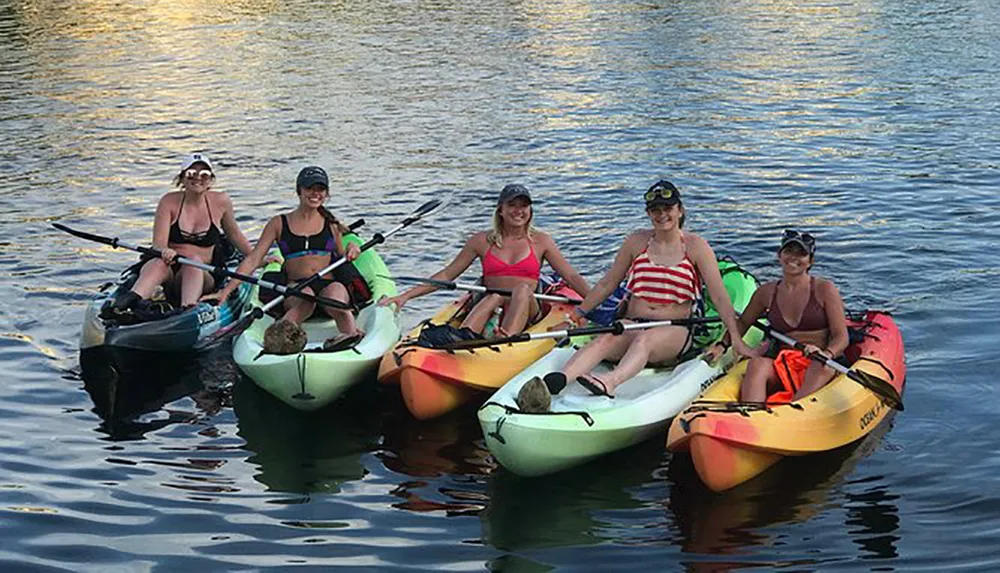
[644,180,681,207]
[497,184,532,206]
[296,166,329,189]
[780,230,816,255]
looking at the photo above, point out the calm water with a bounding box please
[2,0,999,569]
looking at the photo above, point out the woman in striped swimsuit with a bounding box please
[554,180,751,398]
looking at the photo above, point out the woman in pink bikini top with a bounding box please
[380,184,590,337]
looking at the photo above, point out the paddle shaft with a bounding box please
[439,316,722,350]
[393,276,582,305]
[751,320,847,374]
[52,223,349,310]
[751,319,903,410]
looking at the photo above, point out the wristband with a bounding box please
[573,307,588,319]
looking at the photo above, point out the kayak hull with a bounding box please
[479,349,745,477]
[478,259,762,477]
[234,304,400,411]
[79,247,252,352]
[378,284,581,421]
[666,310,906,492]
[234,235,401,411]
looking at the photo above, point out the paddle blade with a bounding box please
[411,198,443,219]
[437,338,507,351]
[194,312,255,351]
[398,199,445,226]
[52,223,113,246]
[848,369,904,411]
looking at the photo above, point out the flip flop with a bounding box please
[543,372,567,395]
[322,332,365,352]
[576,375,614,399]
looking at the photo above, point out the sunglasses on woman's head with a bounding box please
[184,169,213,181]
[782,229,815,245]
[781,229,816,254]
[644,184,675,203]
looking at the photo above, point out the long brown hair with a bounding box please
[318,205,351,235]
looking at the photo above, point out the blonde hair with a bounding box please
[487,205,538,248]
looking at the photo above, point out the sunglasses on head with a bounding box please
[184,169,213,181]
[644,184,676,203]
[781,229,815,251]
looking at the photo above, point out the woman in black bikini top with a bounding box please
[167,193,223,248]
[109,153,253,315]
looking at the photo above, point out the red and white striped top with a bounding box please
[626,237,700,306]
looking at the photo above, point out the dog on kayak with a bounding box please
[263,319,308,355]
[515,373,568,413]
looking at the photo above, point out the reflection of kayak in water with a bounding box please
[667,412,897,556]
[231,380,379,495]
[78,346,232,440]
[374,397,492,514]
[481,440,664,552]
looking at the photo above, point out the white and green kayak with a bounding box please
[478,258,762,477]
[233,233,401,411]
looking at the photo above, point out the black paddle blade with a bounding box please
[52,223,115,246]
[849,369,904,411]
[412,199,443,219]
[194,311,258,350]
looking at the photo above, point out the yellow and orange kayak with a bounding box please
[378,284,580,420]
[666,310,905,492]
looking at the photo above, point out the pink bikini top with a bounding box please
[482,243,541,280]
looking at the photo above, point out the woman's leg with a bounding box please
[460,293,504,333]
[740,357,780,402]
[130,258,173,299]
[281,286,316,325]
[497,283,539,335]
[596,326,690,395]
[793,361,837,400]
[318,282,361,336]
[562,331,634,382]
[176,266,215,307]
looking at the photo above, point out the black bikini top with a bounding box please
[276,214,337,260]
[168,194,222,248]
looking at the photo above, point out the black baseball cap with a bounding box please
[780,230,816,255]
[497,184,532,206]
[644,180,681,207]
[296,166,329,189]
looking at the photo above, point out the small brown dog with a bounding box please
[515,376,551,413]
[262,319,307,355]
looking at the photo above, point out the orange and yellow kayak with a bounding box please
[378,284,581,420]
[666,310,905,492]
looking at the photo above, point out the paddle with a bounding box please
[388,275,584,305]
[197,198,443,348]
[435,316,723,351]
[751,320,903,411]
[52,223,352,311]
